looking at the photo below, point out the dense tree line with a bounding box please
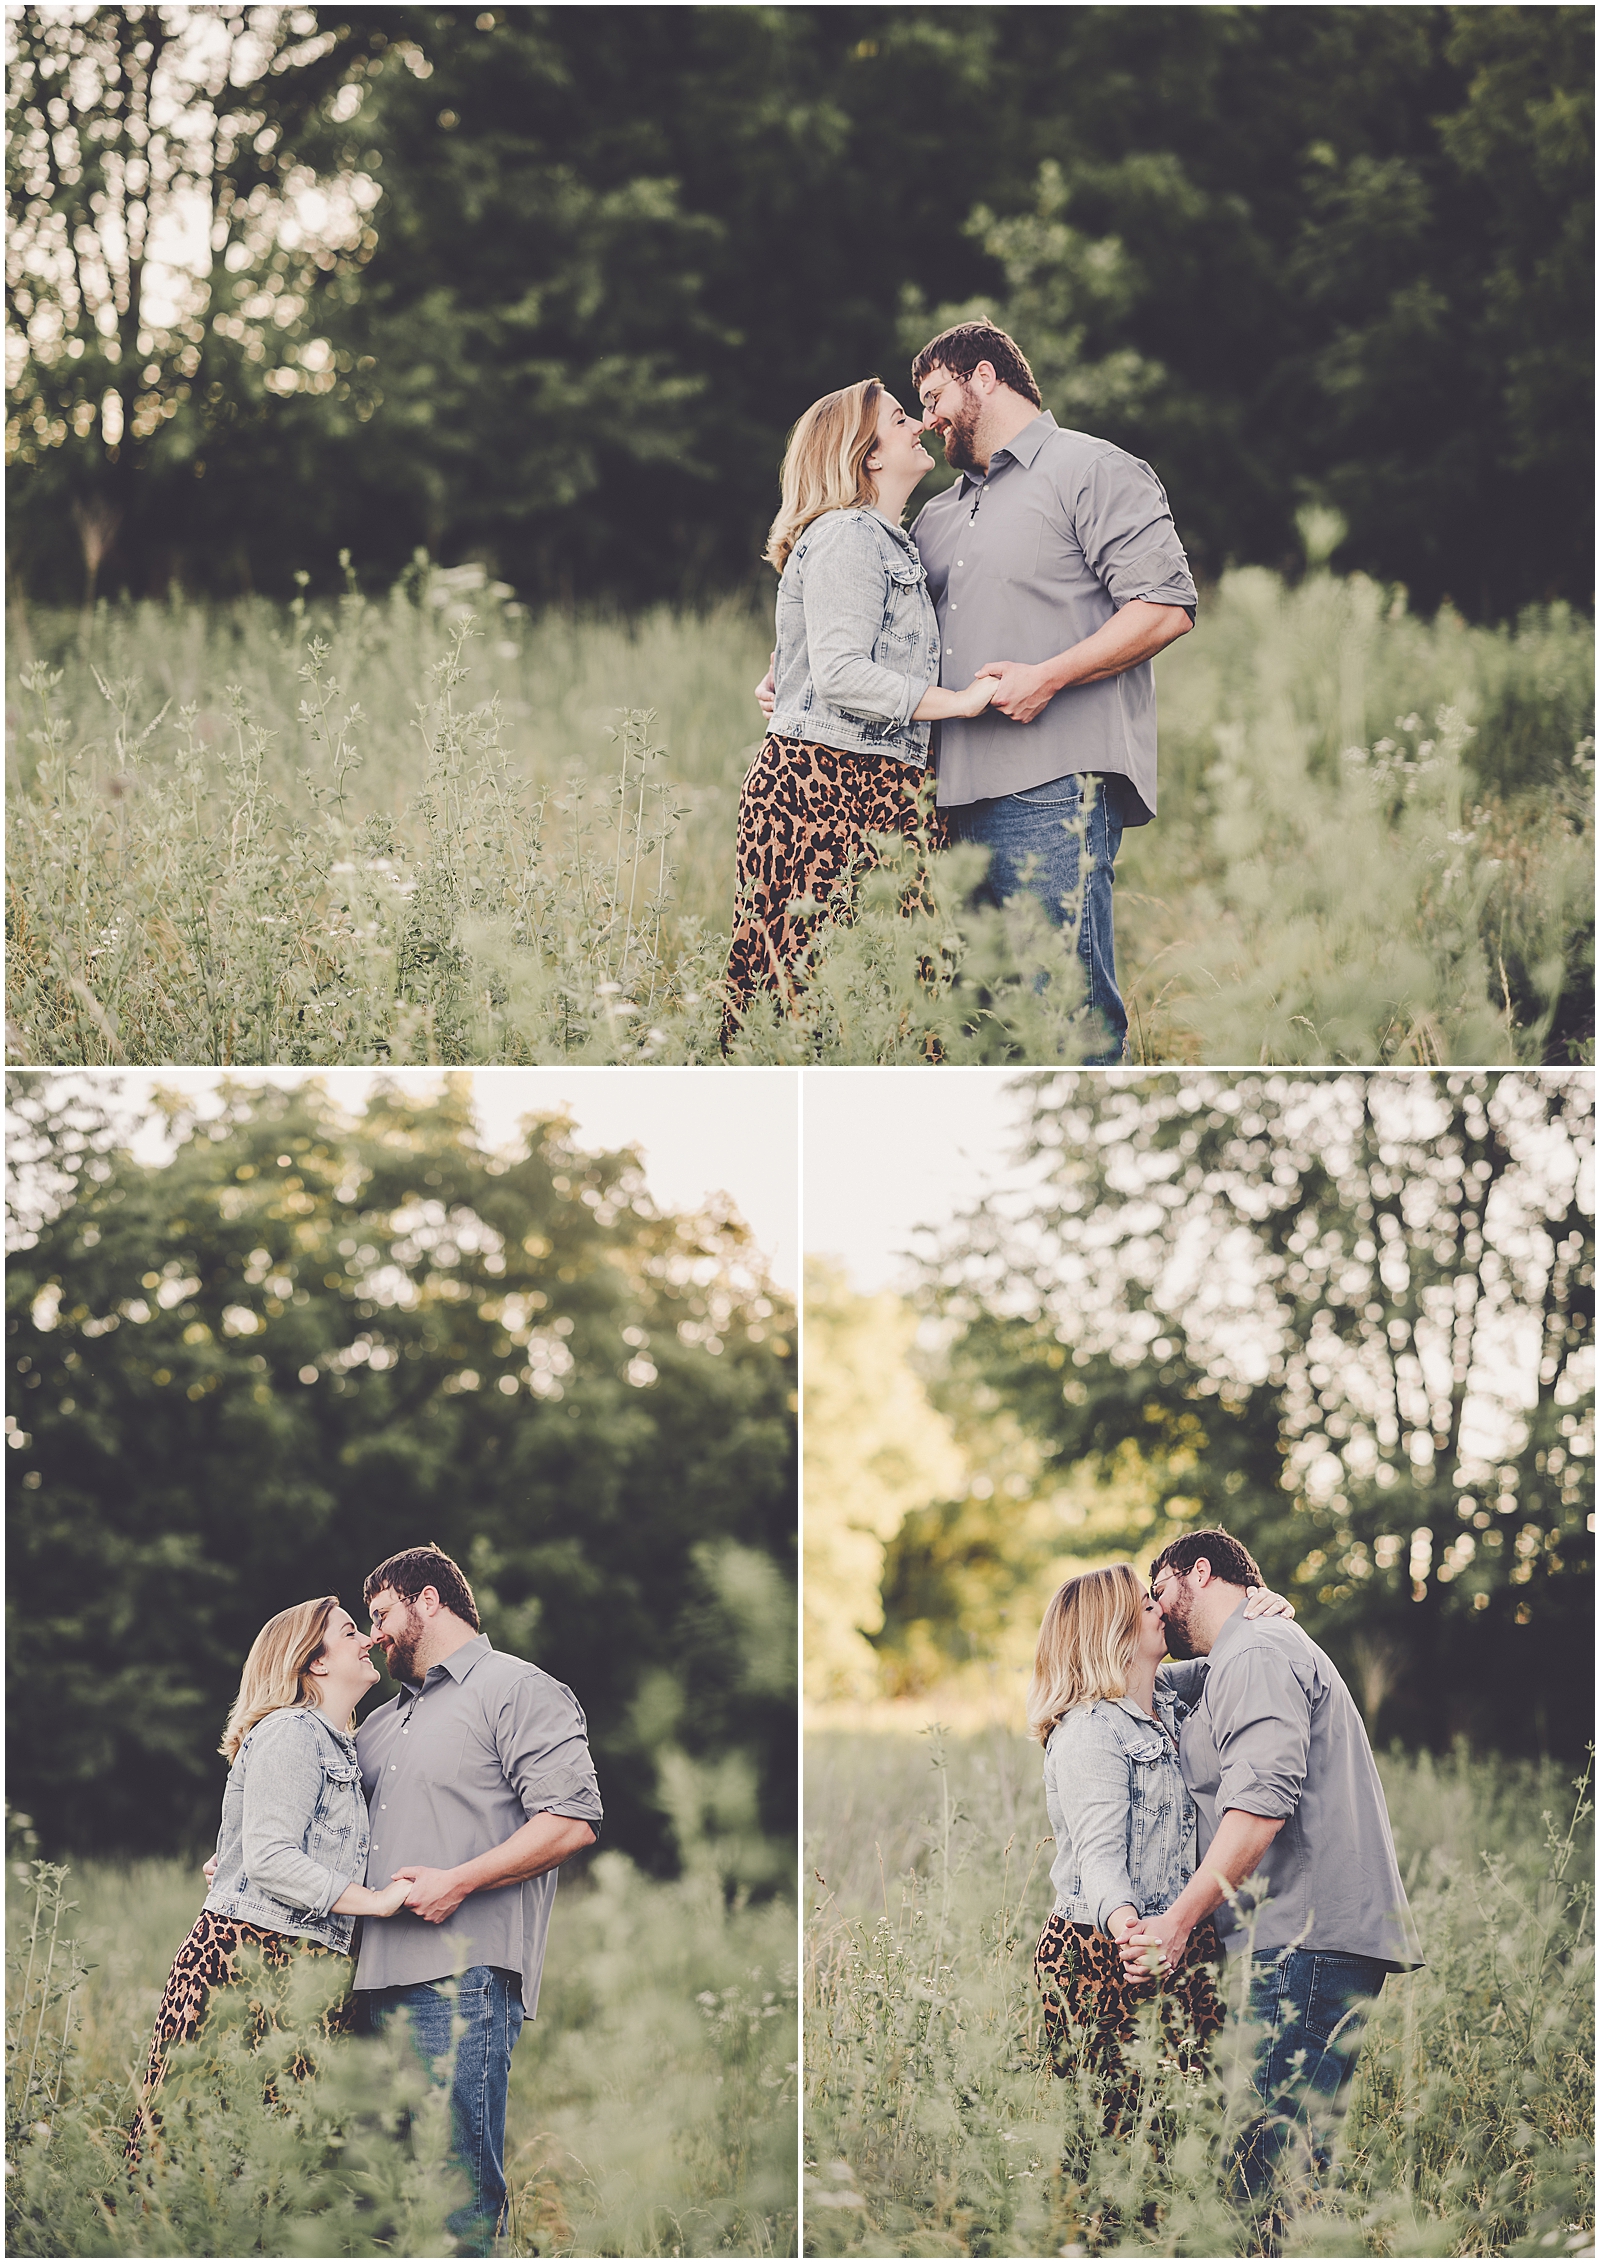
[890,1071,1593,1756]
[5,1077,795,1877]
[8,5,1592,619]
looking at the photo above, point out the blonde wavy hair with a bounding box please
[764,378,885,573]
[1026,1564,1146,1745]
[219,1595,343,1763]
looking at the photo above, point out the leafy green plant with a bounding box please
[805,1733,1595,2257]
[6,570,1591,1064]
[4,1849,797,2259]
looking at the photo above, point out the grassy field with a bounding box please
[804,1730,1594,2258]
[6,563,1592,1065]
[6,1844,797,2257]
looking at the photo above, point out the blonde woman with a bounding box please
[1028,1565,1293,2130]
[722,377,996,1037]
[129,1598,409,2155]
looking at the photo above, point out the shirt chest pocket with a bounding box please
[1019,498,1087,585]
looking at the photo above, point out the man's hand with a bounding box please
[974,659,1054,724]
[203,1854,219,1888]
[393,1865,470,1925]
[1119,1906,1191,1980]
[755,653,776,720]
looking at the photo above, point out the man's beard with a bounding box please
[938,395,983,475]
[383,1613,422,1684]
[1161,1596,1198,1659]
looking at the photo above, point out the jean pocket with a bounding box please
[1011,775,1083,811]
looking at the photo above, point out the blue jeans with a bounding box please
[947,771,1128,1063]
[363,1966,525,2254]
[1235,1949,1387,2207]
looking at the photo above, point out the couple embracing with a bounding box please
[129,1545,602,2257]
[723,316,1196,1060]
[1029,1527,1422,2236]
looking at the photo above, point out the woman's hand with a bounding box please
[1242,1585,1296,1621]
[331,1875,413,1919]
[949,674,997,719]
[1105,1904,1140,1944]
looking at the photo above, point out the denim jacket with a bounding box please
[768,506,941,766]
[1042,1661,1208,1930]
[203,1705,368,1952]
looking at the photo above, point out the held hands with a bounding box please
[392,1864,469,1925]
[366,1876,413,1919]
[948,674,998,719]
[974,659,1055,724]
[1119,1907,1190,1981]
[1243,1584,1296,1621]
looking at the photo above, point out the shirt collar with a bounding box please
[398,1630,492,1697]
[960,408,1059,492]
[1204,1602,1252,1664]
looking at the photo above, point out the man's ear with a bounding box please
[971,360,998,395]
[1189,1557,1214,1589]
[417,1585,442,1618]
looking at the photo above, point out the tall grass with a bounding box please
[5,1845,797,2257]
[6,564,1591,1065]
[804,1731,1594,2257]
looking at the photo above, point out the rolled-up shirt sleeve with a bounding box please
[800,516,930,724]
[241,1714,349,1917]
[1046,1714,1139,1931]
[1072,450,1198,620]
[495,1674,604,1837]
[1209,1643,1312,1821]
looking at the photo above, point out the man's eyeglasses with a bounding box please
[918,374,966,419]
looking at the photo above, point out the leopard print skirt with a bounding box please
[721,733,946,1042]
[1034,1912,1226,2132]
[126,1911,353,2164]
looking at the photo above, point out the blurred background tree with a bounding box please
[6,4,1592,617]
[805,1071,1592,1756]
[4,1074,795,1887]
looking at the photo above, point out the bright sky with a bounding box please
[50,1070,799,1293]
[803,1069,1049,1293]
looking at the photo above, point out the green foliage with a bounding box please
[805,1731,1595,2257]
[5,4,391,603]
[6,574,1592,1067]
[913,1072,1594,1757]
[8,9,1590,616]
[5,1074,795,1874]
[5,1850,796,2256]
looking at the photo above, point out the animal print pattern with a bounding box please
[721,733,947,1042]
[1034,1910,1226,2132]
[126,1911,353,2164]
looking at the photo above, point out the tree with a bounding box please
[5,1074,795,1878]
[921,1071,1593,1754]
[5,3,389,600]
[801,1260,963,1703]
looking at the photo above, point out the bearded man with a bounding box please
[355,1544,602,2256]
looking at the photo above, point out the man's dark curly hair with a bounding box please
[1148,1526,1263,1591]
[911,318,1042,408]
[363,1543,480,1630]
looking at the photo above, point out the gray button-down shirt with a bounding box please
[353,1635,603,2013]
[911,411,1197,817]
[1179,1608,1422,1969]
